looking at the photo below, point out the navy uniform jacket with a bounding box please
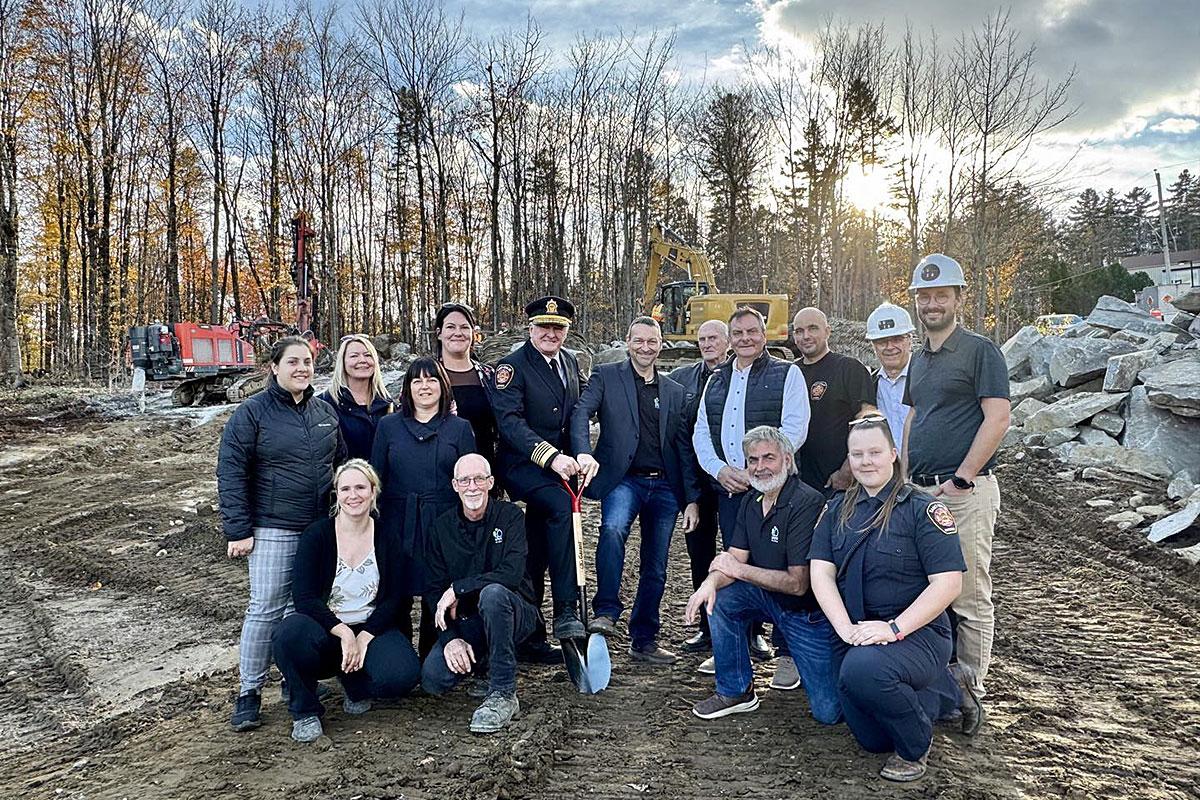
[490,340,584,499]
[808,482,966,635]
[568,361,701,506]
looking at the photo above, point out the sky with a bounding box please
[452,0,1200,207]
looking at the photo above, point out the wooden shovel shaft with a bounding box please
[573,512,586,589]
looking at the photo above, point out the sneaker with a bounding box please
[291,715,324,743]
[587,615,617,635]
[692,689,760,720]
[880,752,928,782]
[950,663,986,736]
[470,692,520,734]
[343,696,372,715]
[696,656,716,675]
[770,656,802,690]
[630,644,678,665]
[682,630,711,653]
[230,690,262,732]
[748,634,773,662]
[552,606,586,640]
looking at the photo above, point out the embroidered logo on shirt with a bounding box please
[810,381,828,401]
[495,363,514,390]
[492,527,504,544]
[653,396,660,410]
[927,502,957,535]
[770,525,779,543]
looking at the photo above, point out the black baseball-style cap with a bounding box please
[525,296,574,327]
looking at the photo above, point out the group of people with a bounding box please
[215,252,1010,782]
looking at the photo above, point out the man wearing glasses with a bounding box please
[422,454,538,734]
[490,296,587,646]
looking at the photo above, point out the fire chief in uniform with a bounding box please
[490,296,588,642]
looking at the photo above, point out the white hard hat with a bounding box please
[908,253,966,291]
[866,303,916,340]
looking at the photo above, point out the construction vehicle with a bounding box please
[127,212,321,406]
[642,223,791,363]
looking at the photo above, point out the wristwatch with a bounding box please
[951,475,975,490]
[888,620,904,641]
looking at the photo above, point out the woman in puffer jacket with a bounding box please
[217,336,342,732]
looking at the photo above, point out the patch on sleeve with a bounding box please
[495,363,514,390]
[926,501,957,535]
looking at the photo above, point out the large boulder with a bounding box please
[1011,397,1048,425]
[1123,386,1200,476]
[1024,391,1128,433]
[1102,349,1159,392]
[1086,295,1178,336]
[1173,287,1200,314]
[1138,356,1200,417]
[1028,336,1068,377]
[1091,410,1125,437]
[1077,426,1119,447]
[1010,375,1054,403]
[1147,501,1200,543]
[1067,444,1173,481]
[1048,339,1137,387]
[1111,329,1154,345]
[1001,325,1043,378]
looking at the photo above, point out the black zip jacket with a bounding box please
[217,377,343,542]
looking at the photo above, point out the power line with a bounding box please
[1027,262,1129,293]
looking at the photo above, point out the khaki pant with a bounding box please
[941,474,1000,696]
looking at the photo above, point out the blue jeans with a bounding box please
[709,581,842,724]
[593,476,679,650]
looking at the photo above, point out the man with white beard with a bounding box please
[684,426,840,723]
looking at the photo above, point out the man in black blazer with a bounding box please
[571,316,701,665]
[491,296,586,644]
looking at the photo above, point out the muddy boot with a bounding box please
[470,692,520,734]
[880,752,928,782]
[950,662,986,736]
[552,605,586,640]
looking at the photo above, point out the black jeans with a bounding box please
[684,486,719,636]
[421,584,540,696]
[272,613,421,720]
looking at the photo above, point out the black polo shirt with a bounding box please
[728,474,825,612]
[796,351,875,490]
[629,362,665,474]
[903,325,1009,476]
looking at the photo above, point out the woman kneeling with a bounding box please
[809,417,968,782]
[273,459,420,742]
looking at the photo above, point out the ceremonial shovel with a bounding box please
[560,478,611,694]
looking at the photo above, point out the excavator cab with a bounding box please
[655,280,710,336]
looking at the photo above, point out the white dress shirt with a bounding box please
[875,359,912,450]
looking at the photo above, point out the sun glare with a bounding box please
[843,166,896,216]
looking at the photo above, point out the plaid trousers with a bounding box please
[239,527,301,694]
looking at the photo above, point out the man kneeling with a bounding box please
[422,454,539,733]
[685,426,841,723]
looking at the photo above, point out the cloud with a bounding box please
[1151,117,1200,135]
[758,0,1200,135]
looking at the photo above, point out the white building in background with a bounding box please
[1122,248,1200,314]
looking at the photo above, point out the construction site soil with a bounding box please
[0,385,1197,800]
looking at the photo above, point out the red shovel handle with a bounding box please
[561,478,584,512]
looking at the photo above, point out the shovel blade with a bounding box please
[584,633,611,692]
[561,638,593,694]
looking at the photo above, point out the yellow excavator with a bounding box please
[643,224,791,361]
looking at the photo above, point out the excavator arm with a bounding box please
[643,223,719,314]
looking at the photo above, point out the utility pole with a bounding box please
[1154,169,1172,286]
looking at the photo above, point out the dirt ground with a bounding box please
[1,385,1198,800]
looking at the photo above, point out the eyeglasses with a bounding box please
[340,333,368,344]
[848,414,888,428]
[453,474,493,487]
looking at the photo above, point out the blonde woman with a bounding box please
[272,459,420,743]
[320,335,394,462]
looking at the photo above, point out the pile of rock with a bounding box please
[1001,289,1200,559]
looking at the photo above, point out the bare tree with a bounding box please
[0,0,34,382]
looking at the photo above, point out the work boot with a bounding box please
[769,656,802,690]
[587,615,617,635]
[950,662,986,736]
[229,690,262,732]
[879,752,928,782]
[291,715,324,743]
[470,692,520,734]
[630,643,678,665]
[552,605,586,640]
[696,656,716,675]
[692,689,759,720]
[748,634,773,662]
[682,630,711,653]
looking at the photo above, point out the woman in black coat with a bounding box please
[319,334,394,463]
[217,336,341,733]
[273,459,421,743]
[371,357,476,656]
[434,303,499,482]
